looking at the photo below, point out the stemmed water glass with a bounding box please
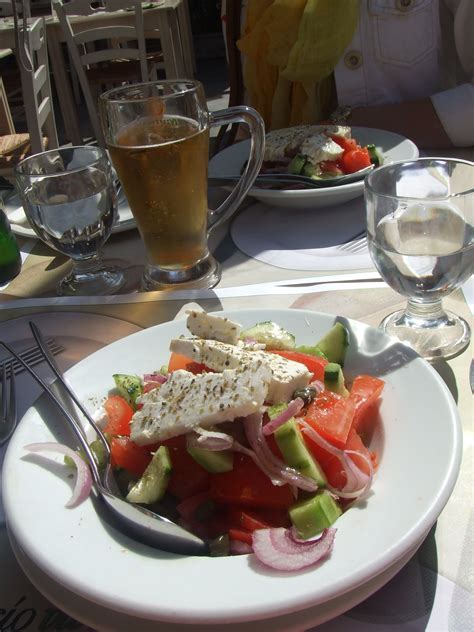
[365,158,473,360]
[15,146,125,296]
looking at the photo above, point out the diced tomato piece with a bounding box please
[304,390,355,448]
[349,375,384,440]
[162,435,210,500]
[167,352,209,375]
[226,506,271,531]
[110,437,152,478]
[320,160,344,176]
[330,134,358,152]
[268,350,328,382]
[228,528,253,545]
[340,147,371,174]
[103,395,134,436]
[210,453,294,509]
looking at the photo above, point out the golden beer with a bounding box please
[108,116,210,269]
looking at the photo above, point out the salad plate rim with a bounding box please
[2,308,462,624]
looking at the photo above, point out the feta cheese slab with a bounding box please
[186,310,242,345]
[130,364,271,445]
[300,134,343,165]
[264,124,351,162]
[169,338,312,404]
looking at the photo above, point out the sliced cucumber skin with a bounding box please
[324,362,349,397]
[187,445,234,473]
[315,323,349,366]
[289,491,342,540]
[274,418,327,486]
[113,373,142,407]
[126,445,172,504]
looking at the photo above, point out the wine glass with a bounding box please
[15,146,125,296]
[365,158,474,360]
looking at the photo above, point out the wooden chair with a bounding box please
[53,0,164,146]
[0,17,58,184]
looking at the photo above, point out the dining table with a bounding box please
[0,0,195,145]
[0,143,472,631]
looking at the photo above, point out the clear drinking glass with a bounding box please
[99,80,264,290]
[15,146,124,296]
[365,158,474,360]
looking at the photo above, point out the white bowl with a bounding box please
[209,127,419,209]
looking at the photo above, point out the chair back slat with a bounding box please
[53,0,153,146]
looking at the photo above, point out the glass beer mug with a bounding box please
[99,80,265,290]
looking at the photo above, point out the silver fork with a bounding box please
[0,364,17,446]
[338,233,367,254]
[0,338,64,378]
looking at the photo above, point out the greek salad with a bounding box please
[26,311,384,572]
[96,311,382,570]
[260,124,381,184]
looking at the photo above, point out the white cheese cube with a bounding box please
[186,310,242,345]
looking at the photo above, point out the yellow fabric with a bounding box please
[237,0,359,130]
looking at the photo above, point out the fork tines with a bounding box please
[0,338,64,378]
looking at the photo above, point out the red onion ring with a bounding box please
[299,420,374,499]
[244,414,318,492]
[262,398,305,436]
[252,527,336,571]
[24,442,93,508]
[187,428,234,451]
[143,373,167,384]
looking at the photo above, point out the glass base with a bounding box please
[380,308,471,361]
[58,264,126,296]
[141,255,221,291]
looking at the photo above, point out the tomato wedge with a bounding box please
[268,350,328,382]
[110,436,152,478]
[210,453,294,509]
[162,435,210,499]
[304,390,355,448]
[167,352,210,375]
[340,147,371,173]
[103,395,134,436]
[350,375,385,440]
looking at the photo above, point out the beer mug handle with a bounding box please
[207,106,265,234]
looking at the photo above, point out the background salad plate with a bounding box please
[209,127,419,209]
[3,188,136,238]
[2,309,461,625]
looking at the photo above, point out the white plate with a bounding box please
[7,527,428,631]
[3,189,136,238]
[2,309,461,625]
[209,127,419,208]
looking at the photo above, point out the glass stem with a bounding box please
[70,254,104,276]
[405,298,446,327]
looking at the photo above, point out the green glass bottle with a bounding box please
[0,200,21,285]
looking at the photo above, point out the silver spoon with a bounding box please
[209,164,374,190]
[1,326,209,557]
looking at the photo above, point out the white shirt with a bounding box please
[334,0,474,147]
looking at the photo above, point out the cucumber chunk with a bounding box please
[240,321,295,350]
[288,153,307,175]
[324,362,349,397]
[126,445,172,504]
[314,322,349,366]
[187,445,234,473]
[274,418,327,486]
[366,143,382,166]
[289,491,342,540]
[113,373,142,407]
